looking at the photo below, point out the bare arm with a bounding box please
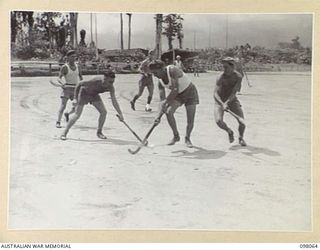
[138,59,149,75]
[163,67,180,105]
[214,86,224,106]
[58,65,68,80]
[158,81,166,101]
[78,64,83,81]
[109,85,123,119]
[213,75,225,106]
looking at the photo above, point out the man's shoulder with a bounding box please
[61,64,68,70]
[82,76,102,84]
[216,72,224,80]
[233,70,243,79]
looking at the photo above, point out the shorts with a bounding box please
[175,83,199,106]
[215,97,244,118]
[139,74,153,87]
[78,91,102,105]
[60,86,75,100]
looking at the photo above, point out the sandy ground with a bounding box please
[9,71,311,231]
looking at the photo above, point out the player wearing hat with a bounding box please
[60,71,124,140]
[130,49,156,112]
[213,57,247,146]
[56,50,83,128]
[149,60,199,148]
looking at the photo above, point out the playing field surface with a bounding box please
[9,72,311,231]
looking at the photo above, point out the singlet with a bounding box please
[216,71,242,102]
[174,60,183,70]
[64,63,79,86]
[81,77,112,96]
[159,65,191,94]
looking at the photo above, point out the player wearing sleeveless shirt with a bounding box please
[214,57,246,146]
[173,55,185,71]
[149,60,199,148]
[60,71,124,140]
[130,50,156,112]
[56,50,83,128]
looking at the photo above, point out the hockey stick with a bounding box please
[226,109,245,125]
[116,114,146,144]
[128,112,164,155]
[49,79,75,90]
[49,79,64,88]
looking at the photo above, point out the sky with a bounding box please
[75,13,313,51]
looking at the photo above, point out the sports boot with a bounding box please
[185,137,193,148]
[239,137,247,146]
[228,130,234,143]
[168,134,180,145]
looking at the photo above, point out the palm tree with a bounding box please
[162,14,183,50]
[126,13,132,49]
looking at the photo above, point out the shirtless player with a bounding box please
[213,57,247,146]
[60,71,124,140]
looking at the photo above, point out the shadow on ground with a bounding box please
[229,145,281,157]
[171,146,227,160]
[66,137,138,146]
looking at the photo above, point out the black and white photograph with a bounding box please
[9,11,312,231]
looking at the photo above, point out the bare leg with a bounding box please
[214,103,234,143]
[166,100,181,144]
[229,100,246,145]
[185,104,196,139]
[146,82,154,105]
[91,100,107,138]
[131,82,145,110]
[57,97,68,126]
[61,104,84,139]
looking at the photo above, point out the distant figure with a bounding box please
[174,55,185,71]
[56,50,83,128]
[130,49,156,112]
[193,59,200,77]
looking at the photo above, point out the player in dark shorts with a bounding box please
[60,71,124,140]
[130,50,156,112]
[214,57,246,146]
[56,50,83,128]
[149,60,199,148]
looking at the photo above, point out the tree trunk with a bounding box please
[74,13,78,47]
[11,12,17,43]
[90,13,93,45]
[120,13,124,50]
[178,37,182,49]
[127,13,132,49]
[155,14,162,59]
[69,12,78,48]
[168,37,173,50]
